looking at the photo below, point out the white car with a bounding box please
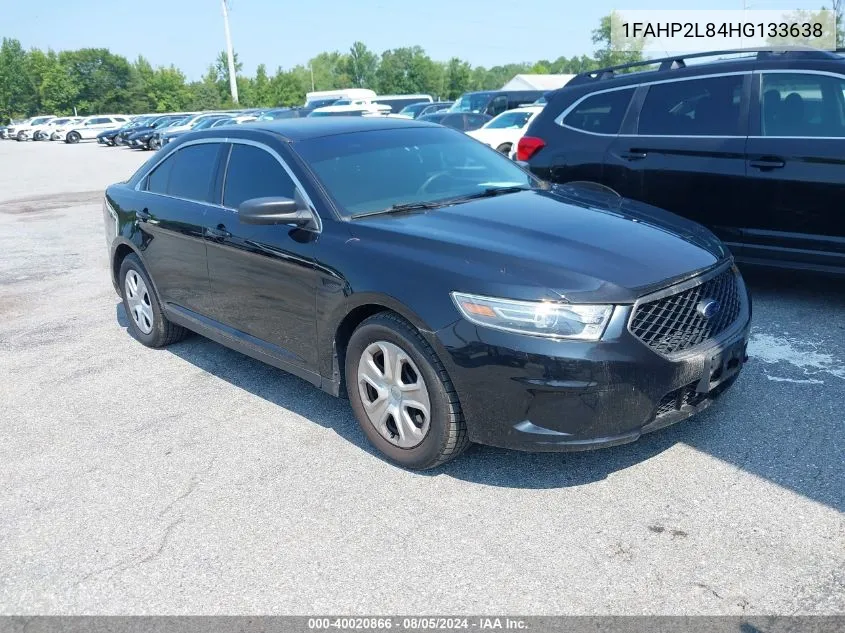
[308,103,391,117]
[32,117,83,141]
[63,115,131,143]
[465,105,544,157]
[9,116,56,141]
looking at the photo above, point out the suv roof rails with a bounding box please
[567,46,842,85]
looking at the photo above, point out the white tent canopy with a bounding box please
[500,74,575,91]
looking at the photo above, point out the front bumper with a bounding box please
[428,266,752,452]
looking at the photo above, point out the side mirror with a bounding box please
[238,196,316,229]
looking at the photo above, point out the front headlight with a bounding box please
[450,292,613,341]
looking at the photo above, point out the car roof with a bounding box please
[547,48,845,99]
[214,116,442,141]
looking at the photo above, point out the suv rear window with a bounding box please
[638,75,745,136]
[561,88,635,135]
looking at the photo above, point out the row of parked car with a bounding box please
[0,88,549,158]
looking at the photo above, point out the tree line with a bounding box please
[0,14,636,123]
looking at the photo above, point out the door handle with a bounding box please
[619,150,647,161]
[749,157,785,170]
[205,225,231,239]
[136,208,151,222]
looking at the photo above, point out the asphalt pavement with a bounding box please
[0,139,843,614]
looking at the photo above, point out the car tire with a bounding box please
[496,143,512,155]
[119,254,189,348]
[345,312,470,470]
[66,131,80,144]
[16,131,26,141]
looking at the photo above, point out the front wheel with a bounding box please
[66,131,81,144]
[16,131,26,141]
[345,312,470,470]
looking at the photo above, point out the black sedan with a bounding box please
[98,117,156,145]
[417,111,491,131]
[103,117,750,469]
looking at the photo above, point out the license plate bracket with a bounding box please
[697,338,747,394]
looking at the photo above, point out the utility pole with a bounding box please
[221,0,239,105]
[309,64,315,91]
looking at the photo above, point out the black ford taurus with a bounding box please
[103,117,751,469]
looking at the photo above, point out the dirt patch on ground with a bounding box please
[0,191,104,215]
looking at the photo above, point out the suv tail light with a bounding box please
[517,136,545,161]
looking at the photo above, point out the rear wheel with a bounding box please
[66,131,81,144]
[496,143,512,155]
[345,312,470,470]
[119,254,188,348]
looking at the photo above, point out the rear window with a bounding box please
[560,88,635,135]
[145,142,222,203]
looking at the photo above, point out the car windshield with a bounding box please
[211,118,235,127]
[294,126,535,217]
[398,103,427,117]
[485,111,534,129]
[306,98,340,109]
[31,117,52,125]
[191,117,223,130]
[450,93,491,113]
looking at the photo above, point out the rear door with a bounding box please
[744,70,845,270]
[605,73,751,249]
[134,141,226,315]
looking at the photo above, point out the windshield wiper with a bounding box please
[349,186,530,220]
[350,201,444,220]
[464,185,530,199]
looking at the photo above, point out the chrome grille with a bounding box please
[630,268,742,355]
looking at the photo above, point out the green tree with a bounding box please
[253,63,273,106]
[269,67,306,106]
[188,66,224,110]
[60,48,135,113]
[0,38,35,121]
[343,41,378,88]
[41,60,79,114]
[443,57,471,99]
[376,46,441,95]
[593,11,644,69]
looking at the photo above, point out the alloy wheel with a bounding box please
[357,341,431,448]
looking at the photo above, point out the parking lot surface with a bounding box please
[0,140,843,614]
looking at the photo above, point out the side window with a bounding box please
[488,95,508,116]
[638,75,745,136]
[145,143,221,202]
[223,143,297,210]
[562,88,635,134]
[146,153,176,194]
[760,72,845,137]
[89,118,107,125]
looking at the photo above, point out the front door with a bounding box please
[744,70,845,269]
[204,142,319,371]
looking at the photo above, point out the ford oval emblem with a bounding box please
[698,299,721,319]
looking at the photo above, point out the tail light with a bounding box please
[517,136,545,162]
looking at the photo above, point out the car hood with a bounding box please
[347,188,729,304]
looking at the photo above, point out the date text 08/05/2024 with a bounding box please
[307,617,529,630]
[621,21,826,39]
